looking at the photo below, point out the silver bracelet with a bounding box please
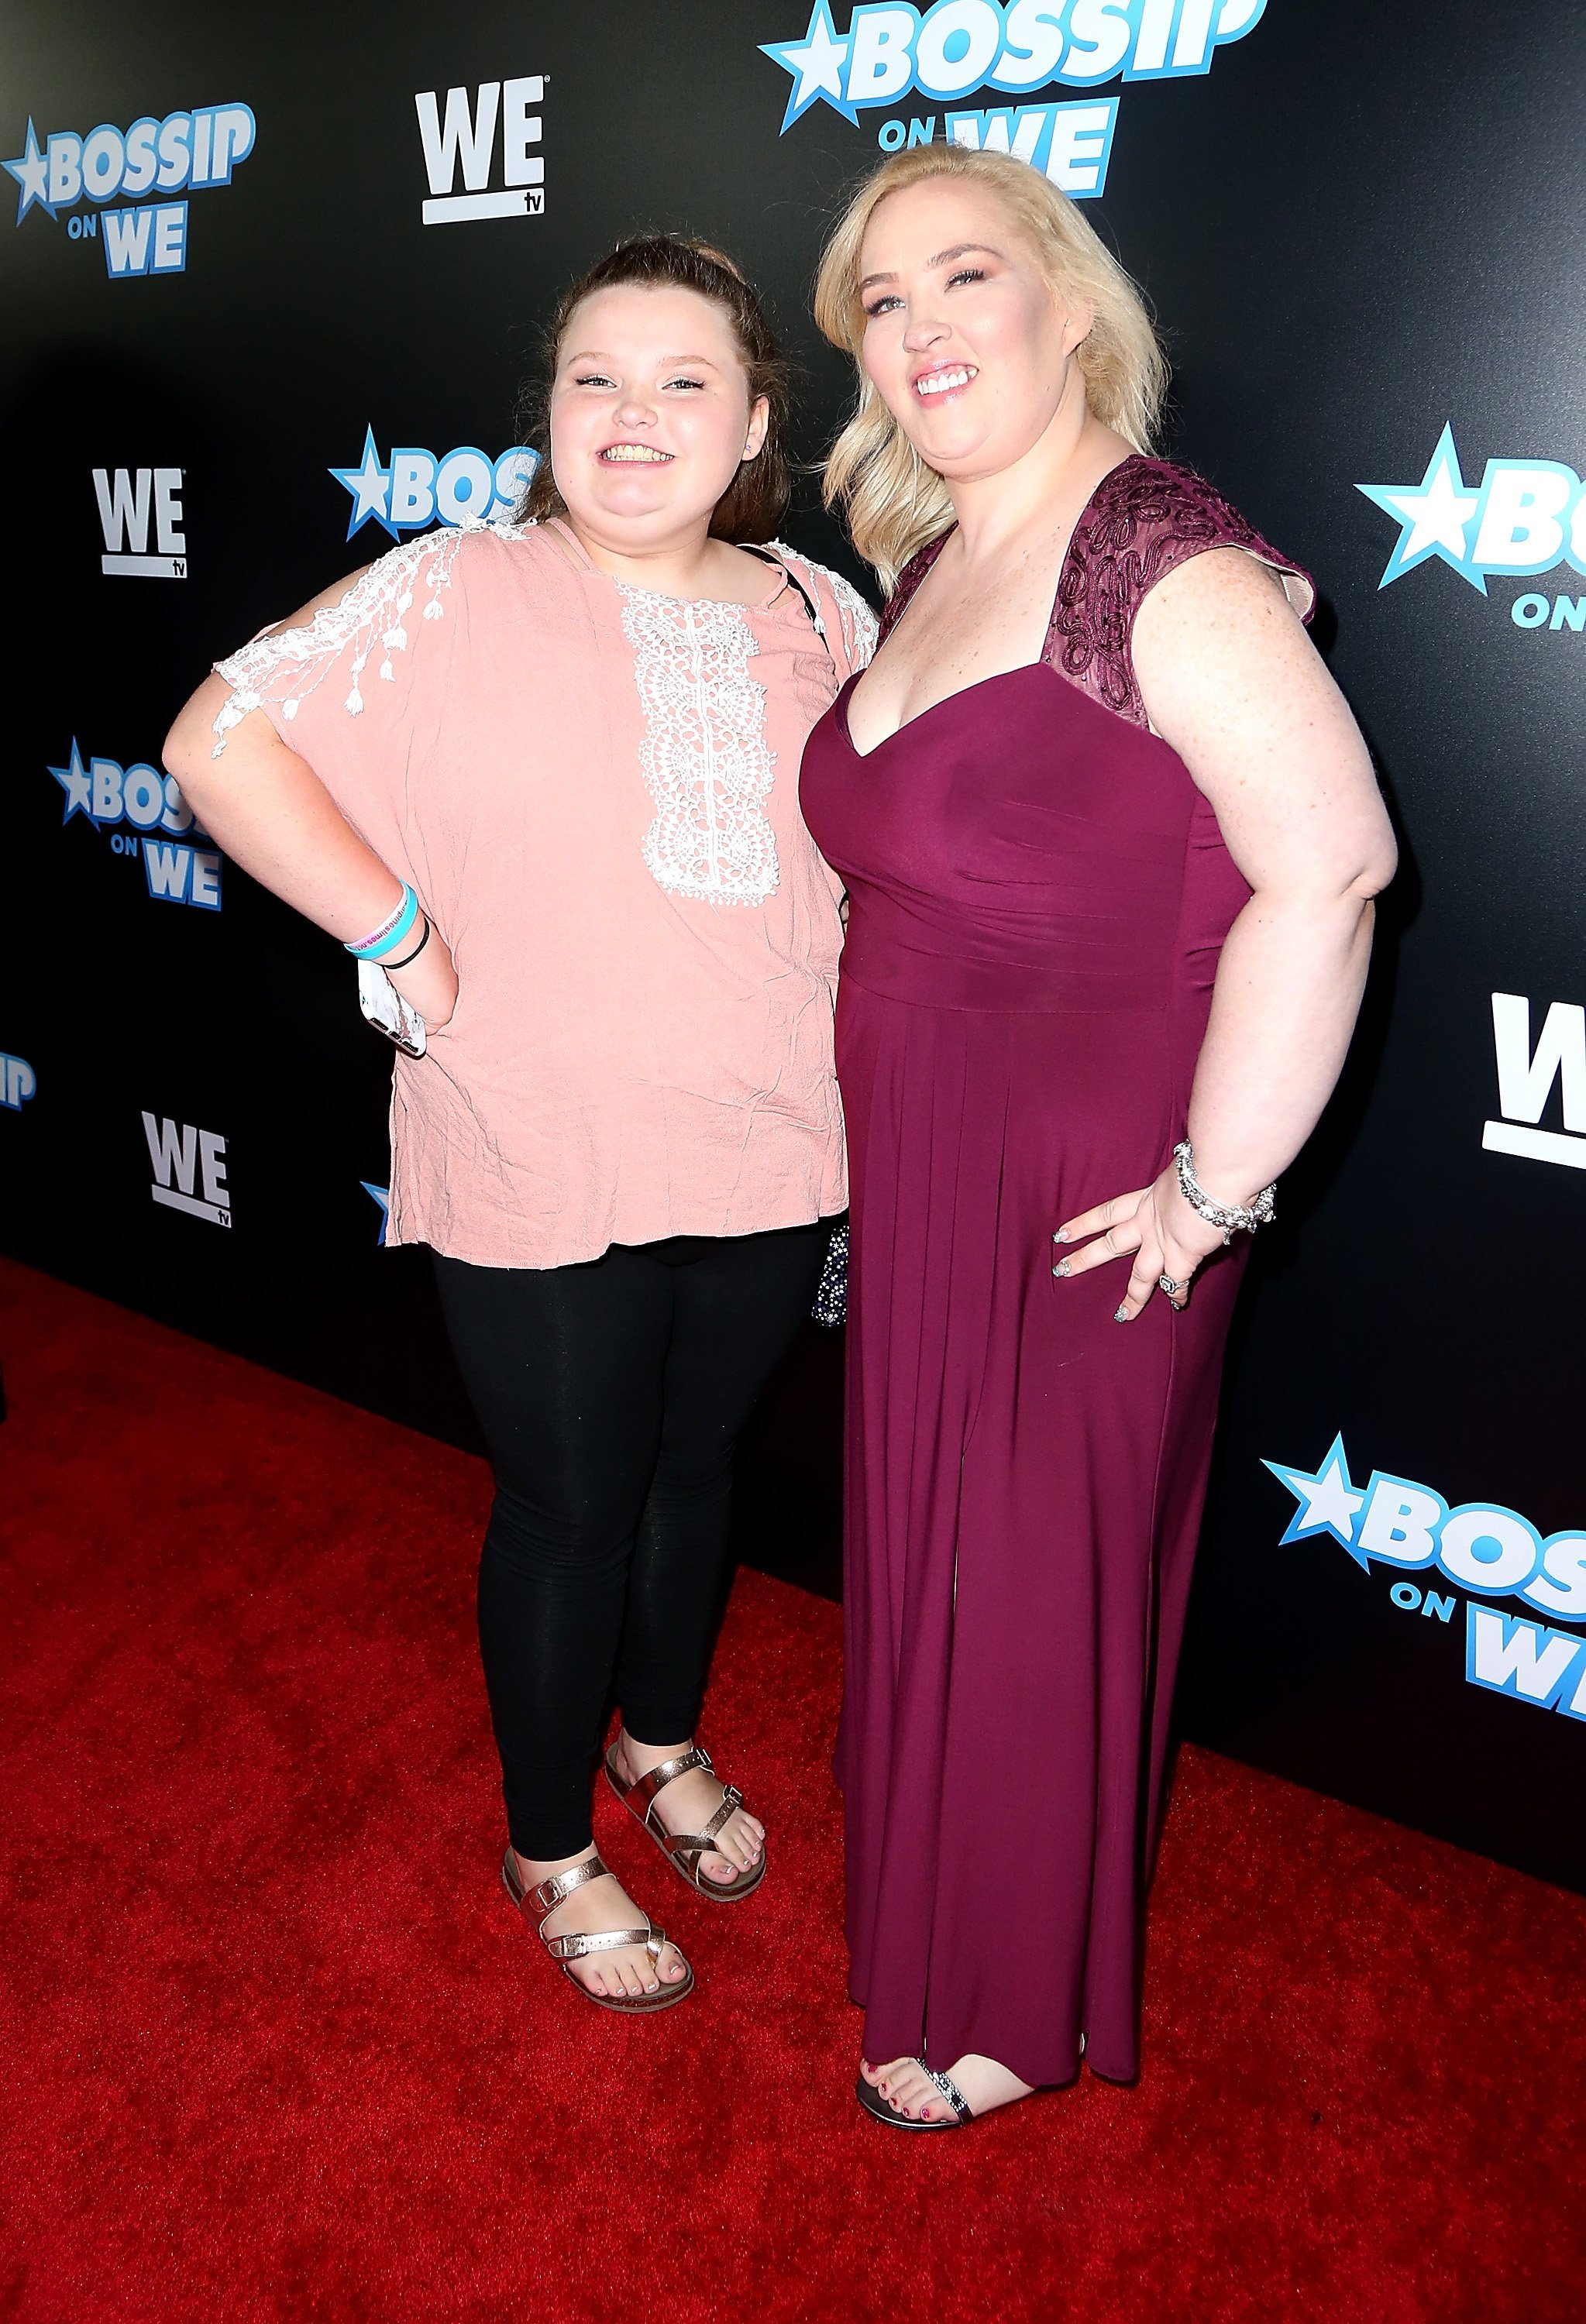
[1172,1140,1276,1239]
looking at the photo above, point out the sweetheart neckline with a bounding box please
[836,659,1063,761]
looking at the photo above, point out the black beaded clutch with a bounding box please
[811,1219,848,1329]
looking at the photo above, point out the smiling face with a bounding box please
[548,283,769,552]
[856,177,1093,484]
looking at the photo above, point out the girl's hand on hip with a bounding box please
[1053,1167,1228,1318]
[387,923,459,1033]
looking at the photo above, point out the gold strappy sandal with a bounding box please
[603,1742,767,1902]
[500,1847,693,2013]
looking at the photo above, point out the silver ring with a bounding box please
[1158,1274,1182,1296]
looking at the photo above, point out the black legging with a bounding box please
[434,1221,830,1860]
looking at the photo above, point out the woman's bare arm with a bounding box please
[1139,548,1395,1198]
[1056,547,1396,1315]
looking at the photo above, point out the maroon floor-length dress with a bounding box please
[799,457,1313,2088]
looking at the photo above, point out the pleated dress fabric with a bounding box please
[797,457,1314,2087]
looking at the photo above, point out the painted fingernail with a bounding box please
[1052,1260,1069,1277]
[1114,1305,1130,1322]
[1053,1229,1070,1243]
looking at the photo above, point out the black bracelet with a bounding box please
[381,916,431,972]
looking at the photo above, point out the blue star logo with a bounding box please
[760,0,857,129]
[329,427,395,542]
[1357,425,1485,593]
[1263,1433,1368,1570]
[360,1181,389,1246]
[48,738,97,825]
[4,119,53,223]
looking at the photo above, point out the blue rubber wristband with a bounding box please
[346,885,418,961]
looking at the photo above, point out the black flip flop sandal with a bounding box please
[855,2061,974,2130]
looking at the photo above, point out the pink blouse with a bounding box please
[213,519,877,1267]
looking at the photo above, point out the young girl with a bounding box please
[165,236,876,2016]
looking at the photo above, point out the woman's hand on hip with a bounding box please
[387,922,459,1033]
[1053,1168,1228,1318]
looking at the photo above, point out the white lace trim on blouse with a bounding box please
[619,585,782,909]
[618,548,878,910]
[208,517,525,756]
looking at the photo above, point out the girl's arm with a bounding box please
[163,575,457,1028]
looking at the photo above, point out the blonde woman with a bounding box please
[797,150,1395,2125]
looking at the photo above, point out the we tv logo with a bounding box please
[95,466,185,579]
[1484,994,1586,1172]
[142,1112,230,1227]
[415,75,545,225]
[48,738,221,910]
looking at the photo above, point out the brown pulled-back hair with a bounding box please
[518,235,792,543]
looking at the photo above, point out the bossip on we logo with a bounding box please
[760,0,1268,196]
[1359,424,1586,633]
[5,104,255,276]
[329,430,535,541]
[49,739,221,909]
[1266,1438,1586,1728]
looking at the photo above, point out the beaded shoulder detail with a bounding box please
[876,532,951,648]
[209,517,528,756]
[1042,456,1315,729]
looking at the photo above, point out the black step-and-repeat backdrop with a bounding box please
[5,3,1584,1891]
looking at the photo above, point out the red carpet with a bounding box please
[2,1257,1583,2323]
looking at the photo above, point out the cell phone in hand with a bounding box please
[356,961,426,1057]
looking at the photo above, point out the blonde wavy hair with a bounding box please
[814,146,1168,591]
